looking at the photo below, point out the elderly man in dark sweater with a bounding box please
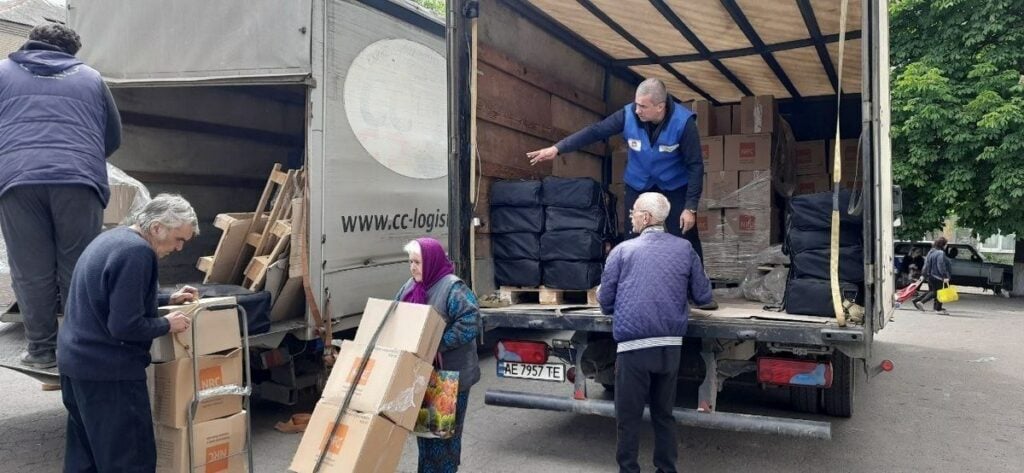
[57,194,199,472]
[598,192,712,473]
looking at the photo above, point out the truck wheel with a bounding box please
[823,351,854,417]
[601,383,615,392]
[993,285,1003,296]
[789,386,820,414]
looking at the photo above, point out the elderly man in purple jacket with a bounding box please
[0,23,121,369]
[598,192,712,473]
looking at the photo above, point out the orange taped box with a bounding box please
[156,411,248,473]
[152,348,244,429]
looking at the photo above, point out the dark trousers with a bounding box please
[0,185,102,355]
[912,276,944,311]
[61,375,157,473]
[624,185,703,262]
[615,346,682,473]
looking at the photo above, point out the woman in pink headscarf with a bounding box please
[396,237,480,473]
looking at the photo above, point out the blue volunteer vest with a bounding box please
[622,102,694,191]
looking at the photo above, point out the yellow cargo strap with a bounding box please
[830,0,851,326]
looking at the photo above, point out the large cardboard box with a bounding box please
[611,150,628,184]
[729,105,742,134]
[705,171,739,206]
[322,342,432,431]
[796,174,832,195]
[353,299,445,363]
[724,134,772,171]
[153,349,244,429]
[724,208,780,244]
[700,136,724,172]
[828,139,861,177]
[289,403,406,473]
[695,210,723,239]
[151,298,241,363]
[794,140,827,176]
[739,95,776,134]
[156,411,247,473]
[104,184,139,226]
[712,105,731,137]
[692,100,713,137]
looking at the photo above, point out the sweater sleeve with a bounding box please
[598,247,622,314]
[688,249,713,307]
[554,109,625,154]
[101,82,122,158]
[681,118,704,210]
[440,282,480,353]
[106,248,169,341]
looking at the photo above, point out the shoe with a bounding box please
[913,301,925,312]
[20,351,56,369]
[936,309,950,316]
[697,300,719,311]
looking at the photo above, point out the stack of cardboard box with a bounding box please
[290,298,445,473]
[148,297,248,473]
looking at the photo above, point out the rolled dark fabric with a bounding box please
[492,233,541,260]
[790,246,865,283]
[490,205,544,233]
[540,230,603,261]
[494,259,541,287]
[788,190,862,231]
[784,278,862,316]
[541,176,602,208]
[542,260,602,290]
[545,206,605,232]
[491,180,542,207]
[784,227,862,255]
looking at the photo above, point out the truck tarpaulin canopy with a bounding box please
[509,0,862,103]
[68,0,312,85]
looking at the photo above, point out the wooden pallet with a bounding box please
[243,219,292,291]
[497,286,599,306]
[230,164,297,283]
[197,212,267,284]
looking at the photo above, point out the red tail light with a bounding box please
[757,357,833,388]
[496,340,550,364]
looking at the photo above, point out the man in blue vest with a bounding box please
[527,78,717,309]
[0,23,122,368]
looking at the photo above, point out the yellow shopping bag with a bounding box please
[937,283,959,304]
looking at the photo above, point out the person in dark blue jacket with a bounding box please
[57,194,198,473]
[598,192,712,473]
[527,78,717,309]
[0,23,122,368]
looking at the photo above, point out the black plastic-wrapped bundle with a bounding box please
[491,180,542,207]
[540,230,603,261]
[788,190,862,231]
[784,278,862,316]
[784,227,862,255]
[492,233,541,260]
[542,260,602,290]
[790,246,865,282]
[494,259,541,287]
[490,206,544,233]
[545,206,605,232]
[541,177,602,208]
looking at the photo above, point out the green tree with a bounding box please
[890,0,1024,239]
[411,0,445,17]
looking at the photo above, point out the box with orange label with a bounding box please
[796,174,832,195]
[289,403,406,473]
[321,341,433,431]
[723,208,780,244]
[794,141,827,176]
[701,136,724,172]
[152,348,243,429]
[156,410,247,473]
[353,298,445,363]
[705,171,739,207]
[724,134,772,171]
[151,297,241,363]
[695,210,723,241]
[828,139,861,178]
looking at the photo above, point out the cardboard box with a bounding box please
[738,170,771,189]
[724,134,772,171]
[796,174,832,195]
[353,298,445,363]
[739,95,776,134]
[609,183,627,233]
[321,341,433,431]
[713,105,731,137]
[289,403,406,473]
[151,297,241,363]
[730,105,742,134]
[104,184,139,226]
[724,208,780,244]
[692,100,713,137]
[156,411,247,473]
[695,210,723,239]
[705,171,739,206]
[152,349,244,429]
[794,140,827,176]
[611,150,628,184]
[700,136,724,172]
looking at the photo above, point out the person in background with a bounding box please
[397,237,480,472]
[913,237,952,315]
[598,192,713,473]
[0,23,122,368]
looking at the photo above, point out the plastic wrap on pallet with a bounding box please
[540,230,603,261]
[784,227,863,255]
[788,190,862,231]
[541,176,602,208]
[784,278,862,317]
[790,246,865,282]
[492,233,541,260]
[545,206,605,232]
[494,259,541,287]
[542,260,602,290]
[107,163,152,226]
[739,245,789,304]
[490,205,544,233]
[491,180,542,207]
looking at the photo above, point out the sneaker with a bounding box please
[936,309,950,316]
[697,300,719,311]
[913,301,925,312]
[20,351,56,369]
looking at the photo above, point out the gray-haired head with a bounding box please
[130,194,199,236]
[403,240,421,257]
[29,23,82,56]
[634,192,670,225]
[635,78,668,105]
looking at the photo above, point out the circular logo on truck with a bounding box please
[344,39,448,180]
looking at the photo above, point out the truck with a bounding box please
[444,0,898,439]
[0,0,453,393]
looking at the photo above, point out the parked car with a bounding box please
[895,241,1013,295]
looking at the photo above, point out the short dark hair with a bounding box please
[933,236,948,249]
[29,23,82,55]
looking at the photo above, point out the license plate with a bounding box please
[497,361,566,382]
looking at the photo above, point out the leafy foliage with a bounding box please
[890,0,1024,239]
[410,0,446,16]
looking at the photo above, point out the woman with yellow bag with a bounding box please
[913,237,953,315]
